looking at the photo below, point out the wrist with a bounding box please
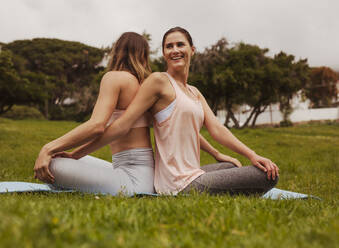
[211,149,220,159]
[41,144,54,156]
[246,150,257,161]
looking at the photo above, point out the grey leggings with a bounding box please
[50,148,155,196]
[181,162,278,195]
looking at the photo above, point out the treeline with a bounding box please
[194,39,338,127]
[0,38,106,121]
[0,37,338,127]
[153,38,338,127]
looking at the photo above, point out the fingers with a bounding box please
[34,165,55,184]
[44,166,55,183]
[232,159,242,168]
[266,163,272,180]
[52,153,59,158]
[251,155,280,181]
[269,162,275,180]
[52,152,65,158]
[263,160,279,181]
[273,162,279,178]
[53,152,73,159]
[254,162,267,172]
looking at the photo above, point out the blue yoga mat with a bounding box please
[0,182,319,200]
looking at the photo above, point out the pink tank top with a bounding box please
[153,72,205,195]
[106,110,151,128]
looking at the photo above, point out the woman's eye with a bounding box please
[177,42,185,47]
[166,44,173,49]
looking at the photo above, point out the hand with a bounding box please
[52,151,74,159]
[214,152,242,168]
[34,147,55,184]
[249,153,279,180]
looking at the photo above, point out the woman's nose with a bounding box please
[172,45,180,53]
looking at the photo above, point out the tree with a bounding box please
[273,52,310,125]
[3,38,105,119]
[190,38,229,115]
[0,50,35,114]
[305,67,338,108]
[150,57,166,73]
[222,43,278,128]
[190,39,310,128]
[142,31,160,57]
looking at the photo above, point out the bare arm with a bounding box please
[41,72,122,154]
[199,134,219,158]
[195,87,279,179]
[34,71,123,183]
[199,134,242,167]
[71,73,165,159]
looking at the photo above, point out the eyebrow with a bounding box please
[165,40,186,45]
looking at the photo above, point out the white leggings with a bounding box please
[49,148,155,196]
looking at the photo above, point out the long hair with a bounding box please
[107,32,151,83]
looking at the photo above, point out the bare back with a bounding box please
[108,72,151,154]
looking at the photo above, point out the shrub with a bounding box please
[1,105,45,120]
[279,120,293,127]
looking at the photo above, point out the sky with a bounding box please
[1,0,338,69]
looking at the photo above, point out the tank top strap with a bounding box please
[187,85,199,98]
[163,72,181,94]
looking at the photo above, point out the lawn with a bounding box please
[0,118,338,248]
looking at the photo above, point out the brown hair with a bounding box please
[107,32,151,83]
[162,27,194,51]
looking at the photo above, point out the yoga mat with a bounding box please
[0,182,74,193]
[0,182,320,200]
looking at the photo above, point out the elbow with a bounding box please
[207,123,219,139]
[208,124,224,142]
[210,131,220,143]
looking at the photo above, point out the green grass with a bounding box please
[0,118,338,248]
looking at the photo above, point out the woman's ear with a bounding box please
[192,46,196,56]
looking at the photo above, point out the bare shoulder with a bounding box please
[101,71,138,87]
[145,72,168,84]
[142,72,169,90]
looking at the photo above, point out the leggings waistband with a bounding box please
[112,147,153,158]
[112,148,154,169]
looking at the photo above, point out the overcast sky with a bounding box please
[1,0,338,69]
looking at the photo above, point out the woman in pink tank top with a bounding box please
[68,27,279,195]
[34,31,233,195]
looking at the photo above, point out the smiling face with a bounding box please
[163,31,195,72]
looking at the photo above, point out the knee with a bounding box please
[49,158,58,175]
[250,166,279,191]
[49,157,72,176]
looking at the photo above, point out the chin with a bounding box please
[170,62,185,71]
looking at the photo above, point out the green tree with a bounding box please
[305,67,338,108]
[3,38,105,119]
[150,57,166,73]
[273,52,310,126]
[0,50,35,114]
[222,43,277,128]
[190,39,310,128]
[190,38,229,115]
